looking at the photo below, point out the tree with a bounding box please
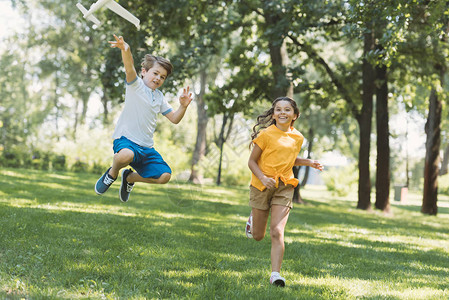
[395,0,449,215]
[285,1,376,210]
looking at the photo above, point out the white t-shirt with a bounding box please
[112,77,173,148]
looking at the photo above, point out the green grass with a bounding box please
[1,168,449,299]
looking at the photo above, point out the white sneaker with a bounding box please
[270,273,286,287]
[245,213,253,239]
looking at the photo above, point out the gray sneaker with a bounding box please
[120,169,134,202]
[95,167,115,195]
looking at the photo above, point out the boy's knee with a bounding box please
[116,149,134,163]
[157,173,171,184]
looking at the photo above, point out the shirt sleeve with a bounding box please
[159,92,173,115]
[253,130,267,150]
[125,76,144,96]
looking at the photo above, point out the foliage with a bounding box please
[70,160,90,173]
[438,173,449,196]
[0,41,50,157]
[322,164,358,197]
[3,0,449,211]
[30,150,51,170]
[1,168,449,298]
[0,146,32,168]
[199,143,251,187]
[51,155,66,171]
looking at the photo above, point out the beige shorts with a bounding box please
[249,182,294,210]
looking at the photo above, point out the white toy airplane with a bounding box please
[76,0,140,28]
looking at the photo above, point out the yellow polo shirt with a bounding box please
[251,124,304,191]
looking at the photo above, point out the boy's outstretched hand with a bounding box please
[108,34,129,51]
[179,86,193,107]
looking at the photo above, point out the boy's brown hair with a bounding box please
[141,54,173,77]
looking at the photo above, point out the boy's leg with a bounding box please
[269,204,290,273]
[126,171,171,184]
[95,148,134,196]
[251,208,270,241]
[110,148,134,178]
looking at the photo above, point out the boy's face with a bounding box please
[141,63,168,90]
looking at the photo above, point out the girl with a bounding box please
[245,97,323,287]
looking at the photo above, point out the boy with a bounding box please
[95,34,193,202]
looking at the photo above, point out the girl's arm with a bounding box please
[108,34,137,83]
[248,144,276,189]
[294,157,324,171]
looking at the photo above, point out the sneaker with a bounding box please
[270,273,286,287]
[245,213,253,239]
[95,167,115,195]
[120,169,134,202]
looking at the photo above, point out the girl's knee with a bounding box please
[253,232,265,241]
[270,227,284,241]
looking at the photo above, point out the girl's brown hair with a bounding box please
[250,97,300,146]
[141,54,173,77]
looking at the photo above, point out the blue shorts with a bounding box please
[113,136,172,179]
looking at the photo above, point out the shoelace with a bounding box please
[126,183,134,193]
[103,175,114,185]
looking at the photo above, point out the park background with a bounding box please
[1,0,449,299]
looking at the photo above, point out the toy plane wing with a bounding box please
[76,0,140,28]
[104,0,140,28]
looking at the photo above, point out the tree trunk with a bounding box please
[301,127,314,187]
[405,115,410,187]
[268,39,294,98]
[189,69,209,184]
[81,97,88,126]
[374,64,390,212]
[356,31,375,210]
[73,99,80,140]
[439,143,449,176]
[101,90,110,125]
[215,112,234,186]
[422,87,442,215]
[292,166,304,203]
[266,22,303,203]
[54,76,60,141]
[217,133,224,186]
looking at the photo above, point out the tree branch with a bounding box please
[287,33,359,117]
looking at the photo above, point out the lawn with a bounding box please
[1,168,448,299]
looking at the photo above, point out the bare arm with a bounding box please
[248,144,276,189]
[294,157,324,171]
[108,34,137,83]
[165,86,193,124]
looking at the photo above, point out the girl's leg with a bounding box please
[109,149,134,178]
[127,172,171,184]
[251,208,270,241]
[270,204,290,272]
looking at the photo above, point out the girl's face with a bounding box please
[272,100,298,128]
[141,63,167,90]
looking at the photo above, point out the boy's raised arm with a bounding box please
[164,87,193,124]
[108,34,137,83]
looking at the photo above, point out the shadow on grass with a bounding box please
[0,202,353,299]
[291,198,449,236]
[1,168,449,298]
